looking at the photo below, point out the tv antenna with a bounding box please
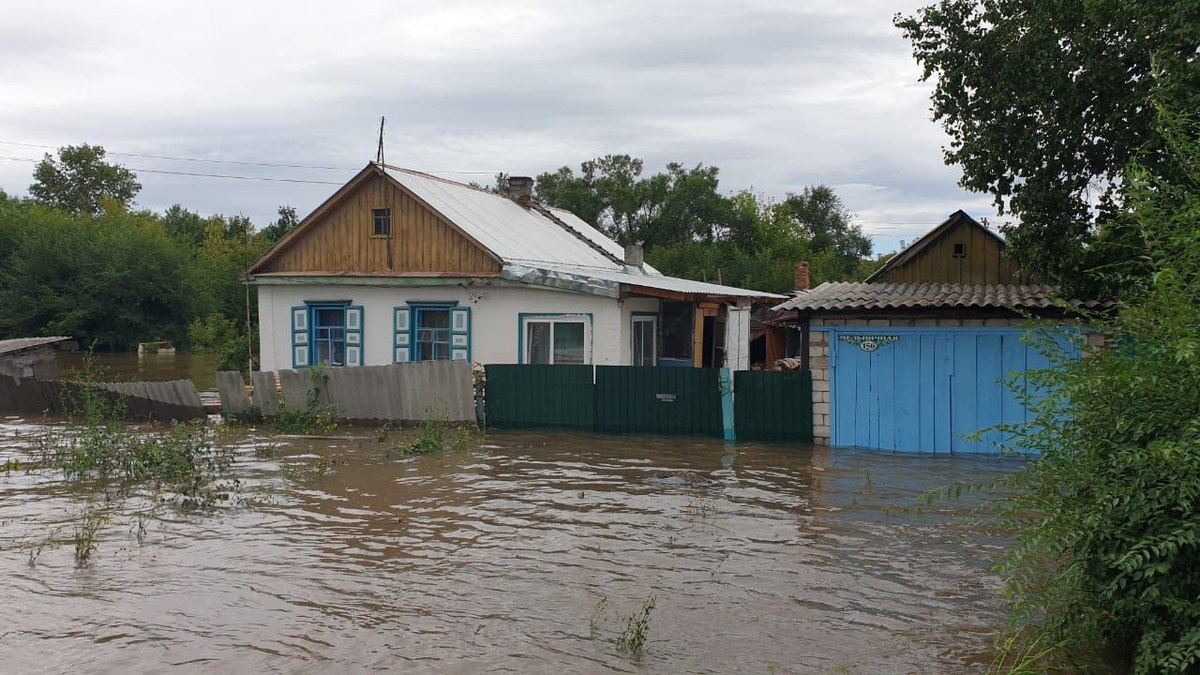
[376,116,386,165]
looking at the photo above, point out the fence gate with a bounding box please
[733,370,814,442]
[594,366,724,437]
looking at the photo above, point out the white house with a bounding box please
[247,163,782,372]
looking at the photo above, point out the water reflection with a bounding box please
[0,424,1016,673]
[58,352,221,389]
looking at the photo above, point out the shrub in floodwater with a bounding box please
[615,595,656,658]
[396,416,481,456]
[979,109,1200,673]
[272,366,342,435]
[73,505,106,567]
[589,596,609,638]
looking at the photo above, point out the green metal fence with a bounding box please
[484,364,595,430]
[733,370,814,442]
[594,366,725,437]
[485,364,812,441]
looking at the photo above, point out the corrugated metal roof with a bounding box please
[386,167,665,273]
[0,336,72,356]
[772,282,1110,312]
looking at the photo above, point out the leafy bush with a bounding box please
[994,108,1200,673]
[272,367,342,435]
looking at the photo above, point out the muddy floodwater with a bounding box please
[58,352,222,390]
[0,420,1019,674]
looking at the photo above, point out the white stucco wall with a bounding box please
[257,283,663,372]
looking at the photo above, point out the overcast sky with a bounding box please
[0,0,1000,254]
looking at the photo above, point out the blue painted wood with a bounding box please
[933,334,952,453]
[893,336,922,451]
[828,326,1080,454]
[875,338,896,451]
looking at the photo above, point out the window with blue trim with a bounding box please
[413,307,452,361]
[312,307,347,366]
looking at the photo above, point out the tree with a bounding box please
[990,107,1200,673]
[779,186,871,279]
[895,0,1200,293]
[29,144,141,216]
[259,205,299,244]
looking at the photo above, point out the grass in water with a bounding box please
[616,595,656,658]
[72,506,106,567]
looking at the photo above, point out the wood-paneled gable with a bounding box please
[254,172,501,276]
[869,213,1023,284]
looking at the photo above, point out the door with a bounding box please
[830,328,1072,454]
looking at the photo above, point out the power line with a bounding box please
[0,139,501,176]
[0,155,344,185]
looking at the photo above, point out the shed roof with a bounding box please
[772,282,1110,313]
[0,336,72,356]
[864,210,1006,282]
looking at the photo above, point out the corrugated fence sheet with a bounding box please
[0,374,206,422]
[219,360,475,423]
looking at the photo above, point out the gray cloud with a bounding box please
[0,0,994,254]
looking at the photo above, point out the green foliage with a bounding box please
[188,313,249,372]
[258,205,299,244]
[29,144,141,216]
[0,150,272,357]
[0,204,199,349]
[615,595,656,658]
[537,157,872,292]
[397,417,481,456]
[896,0,1200,294]
[42,354,236,511]
[272,367,342,435]
[992,108,1200,673]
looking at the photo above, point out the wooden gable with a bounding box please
[250,166,501,276]
[866,211,1023,284]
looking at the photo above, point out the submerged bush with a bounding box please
[272,366,342,435]
[995,108,1200,673]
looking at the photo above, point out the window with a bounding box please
[312,307,347,366]
[631,314,657,366]
[372,208,391,237]
[413,307,451,361]
[523,316,589,365]
[952,241,966,258]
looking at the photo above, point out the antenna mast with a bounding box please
[376,116,386,165]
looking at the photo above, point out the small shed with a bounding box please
[0,337,76,380]
[770,212,1110,454]
[772,283,1108,453]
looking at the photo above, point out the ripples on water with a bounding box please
[0,419,1019,674]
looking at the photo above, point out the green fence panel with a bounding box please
[595,366,724,437]
[733,370,814,442]
[485,364,595,430]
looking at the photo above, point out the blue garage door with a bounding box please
[828,328,1072,454]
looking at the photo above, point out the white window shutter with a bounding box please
[393,307,411,362]
[345,305,364,366]
[450,307,471,360]
[291,306,308,368]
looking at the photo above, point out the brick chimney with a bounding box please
[508,176,533,209]
[794,261,810,291]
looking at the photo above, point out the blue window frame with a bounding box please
[413,306,452,361]
[291,302,363,368]
[312,306,347,366]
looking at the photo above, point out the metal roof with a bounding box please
[0,336,72,356]
[384,166,661,273]
[506,263,786,300]
[772,282,1110,312]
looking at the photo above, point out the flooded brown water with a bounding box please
[58,352,222,390]
[0,421,1017,674]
